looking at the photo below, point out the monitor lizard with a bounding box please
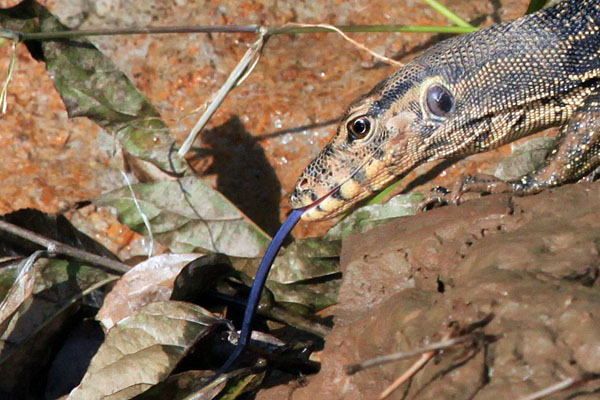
[290,0,600,221]
[209,0,600,384]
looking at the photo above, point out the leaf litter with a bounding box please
[0,2,347,396]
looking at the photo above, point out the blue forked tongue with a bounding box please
[206,206,306,385]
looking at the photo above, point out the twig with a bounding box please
[14,19,475,40]
[378,331,455,399]
[266,303,331,337]
[379,350,435,399]
[0,219,130,274]
[344,331,470,399]
[345,334,476,374]
[0,24,478,43]
[11,25,261,41]
[177,28,268,158]
[518,377,577,400]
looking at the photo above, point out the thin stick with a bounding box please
[379,350,435,399]
[177,29,267,157]
[345,334,475,374]
[0,24,478,43]
[518,377,577,400]
[0,219,130,274]
[15,25,260,41]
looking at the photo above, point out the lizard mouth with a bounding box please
[292,186,343,221]
[290,178,372,221]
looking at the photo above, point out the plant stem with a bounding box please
[525,0,548,14]
[267,24,477,36]
[367,178,406,206]
[422,0,474,28]
[0,24,478,43]
[15,25,261,41]
[0,219,130,274]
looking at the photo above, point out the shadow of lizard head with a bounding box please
[290,12,581,221]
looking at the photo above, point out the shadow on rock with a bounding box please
[189,116,282,237]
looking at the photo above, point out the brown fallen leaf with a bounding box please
[0,254,39,328]
[68,301,220,400]
[96,253,202,330]
[0,258,117,396]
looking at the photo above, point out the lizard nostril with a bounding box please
[298,178,309,190]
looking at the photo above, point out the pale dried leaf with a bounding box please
[0,255,38,328]
[68,301,219,400]
[96,177,271,258]
[0,258,117,395]
[97,253,202,330]
[325,193,422,241]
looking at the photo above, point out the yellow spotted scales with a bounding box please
[290,0,600,220]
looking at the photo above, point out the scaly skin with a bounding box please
[290,0,600,221]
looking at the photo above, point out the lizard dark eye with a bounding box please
[426,84,454,118]
[347,116,372,141]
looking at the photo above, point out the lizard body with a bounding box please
[210,0,600,383]
[290,0,600,220]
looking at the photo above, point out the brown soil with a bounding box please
[258,182,600,399]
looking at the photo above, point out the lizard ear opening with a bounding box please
[425,84,454,119]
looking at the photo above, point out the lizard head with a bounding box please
[290,61,461,221]
[289,19,562,221]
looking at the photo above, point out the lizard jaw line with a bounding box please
[295,186,344,221]
[297,180,370,221]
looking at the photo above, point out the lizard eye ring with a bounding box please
[426,84,454,119]
[347,116,372,142]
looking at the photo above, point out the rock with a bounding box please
[287,181,600,399]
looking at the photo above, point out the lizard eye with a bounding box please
[426,84,454,119]
[347,116,372,141]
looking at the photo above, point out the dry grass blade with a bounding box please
[379,350,435,400]
[0,219,130,274]
[518,377,578,400]
[177,28,268,158]
[283,22,403,67]
[0,251,44,325]
[0,40,17,116]
[345,334,475,374]
[378,332,452,399]
[121,170,154,258]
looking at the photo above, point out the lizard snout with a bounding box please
[290,170,373,221]
[289,178,318,209]
[290,173,347,221]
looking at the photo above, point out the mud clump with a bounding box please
[261,181,600,399]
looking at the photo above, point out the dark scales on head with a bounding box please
[290,0,600,222]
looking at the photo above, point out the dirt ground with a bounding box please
[258,182,600,399]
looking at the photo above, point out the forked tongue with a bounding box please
[207,199,322,385]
